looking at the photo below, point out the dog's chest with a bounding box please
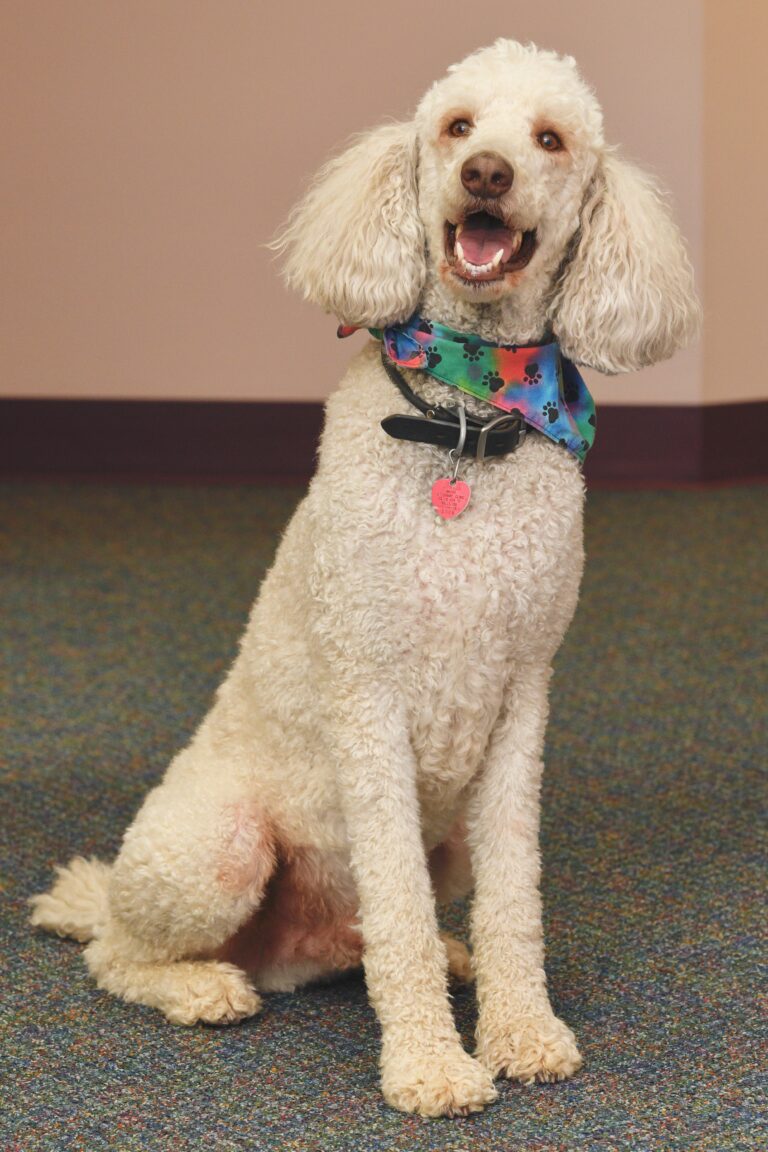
[400,493,551,790]
[320,445,581,792]
[310,365,585,799]
[370,447,581,654]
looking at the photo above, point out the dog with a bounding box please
[31,40,700,1117]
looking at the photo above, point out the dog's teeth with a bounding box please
[455,239,465,262]
[491,249,504,269]
[456,222,464,242]
[456,252,505,278]
[458,254,497,278]
[508,230,523,256]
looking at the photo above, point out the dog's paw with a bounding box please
[163,962,262,1026]
[382,1043,498,1117]
[440,932,475,985]
[476,1014,583,1084]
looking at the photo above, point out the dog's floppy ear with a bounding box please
[550,152,701,373]
[271,121,425,327]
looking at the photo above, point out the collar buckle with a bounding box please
[476,413,526,463]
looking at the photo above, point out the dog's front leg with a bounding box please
[333,694,497,1117]
[467,665,583,1084]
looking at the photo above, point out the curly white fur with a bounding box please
[272,122,425,327]
[31,40,700,1117]
[551,151,702,372]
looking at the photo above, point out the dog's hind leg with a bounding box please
[61,757,275,1026]
[85,936,264,1025]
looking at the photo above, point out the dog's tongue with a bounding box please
[459,212,518,265]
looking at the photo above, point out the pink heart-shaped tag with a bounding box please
[431,478,471,519]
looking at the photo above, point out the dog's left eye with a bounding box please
[537,130,564,152]
[448,118,473,138]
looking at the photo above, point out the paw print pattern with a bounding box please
[417,319,434,335]
[543,401,559,424]
[588,413,596,427]
[482,371,505,392]
[460,340,484,362]
[523,361,542,385]
[563,379,580,404]
[425,345,442,369]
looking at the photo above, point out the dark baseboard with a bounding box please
[700,402,768,482]
[1,398,766,484]
[586,403,768,482]
[0,400,323,481]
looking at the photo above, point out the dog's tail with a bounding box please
[29,856,112,943]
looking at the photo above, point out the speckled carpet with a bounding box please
[1,481,766,1151]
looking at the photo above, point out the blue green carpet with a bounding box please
[1,482,766,1150]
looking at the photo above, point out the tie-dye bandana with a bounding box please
[370,314,596,461]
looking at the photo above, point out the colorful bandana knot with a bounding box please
[373,315,596,461]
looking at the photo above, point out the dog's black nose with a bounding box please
[460,152,514,198]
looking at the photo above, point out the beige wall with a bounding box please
[702,0,767,403]
[0,1,713,405]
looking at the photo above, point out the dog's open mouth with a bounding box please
[444,211,537,283]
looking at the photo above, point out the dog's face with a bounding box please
[415,44,603,308]
[275,40,700,374]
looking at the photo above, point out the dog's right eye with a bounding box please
[447,118,473,138]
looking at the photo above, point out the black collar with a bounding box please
[379,349,526,462]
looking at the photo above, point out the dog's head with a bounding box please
[273,40,700,373]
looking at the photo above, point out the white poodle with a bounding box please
[31,40,700,1117]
